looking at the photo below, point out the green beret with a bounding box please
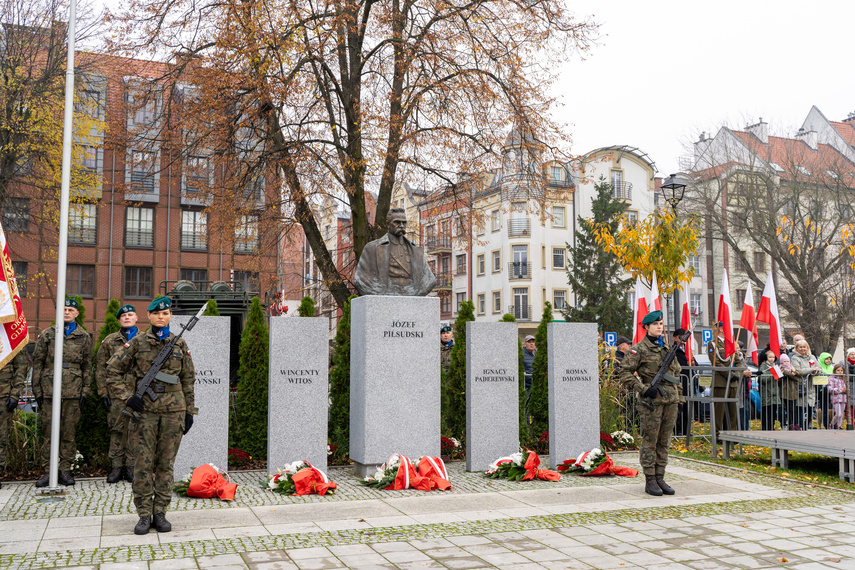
[116,304,136,318]
[147,296,172,312]
[440,325,452,333]
[64,298,79,309]
[642,310,663,325]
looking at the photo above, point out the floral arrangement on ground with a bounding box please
[173,463,238,499]
[558,448,638,477]
[484,451,560,481]
[265,461,336,495]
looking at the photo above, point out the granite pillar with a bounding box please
[548,322,599,470]
[268,316,329,474]
[466,321,519,472]
[173,316,230,477]
[350,295,440,477]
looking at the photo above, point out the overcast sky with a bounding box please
[557,1,855,176]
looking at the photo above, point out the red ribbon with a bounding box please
[291,465,337,495]
[416,456,452,490]
[187,464,237,500]
[385,455,432,491]
[521,451,562,482]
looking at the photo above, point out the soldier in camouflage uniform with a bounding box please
[95,304,139,484]
[619,310,683,496]
[106,296,196,535]
[0,350,28,488]
[707,321,753,436]
[32,298,92,487]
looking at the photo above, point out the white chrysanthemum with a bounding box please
[510,452,524,465]
[451,438,461,448]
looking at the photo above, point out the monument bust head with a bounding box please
[353,208,437,296]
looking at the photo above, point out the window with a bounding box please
[477,220,485,236]
[732,212,746,233]
[124,266,152,298]
[3,198,29,232]
[477,293,486,315]
[12,261,26,297]
[541,245,546,269]
[184,155,210,195]
[244,177,264,205]
[82,146,100,174]
[125,206,154,247]
[734,251,746,271]
[76,89,103,119]
[492,250,501,272]
[456,292,466,313]
[550,166,562,181]
[553,290,566,310]
[477,254,485,275]
[235,215,258,253]
[552,206,565,228]
[233,271,259,293]
[324,225,331,240]
[688,254,701,273]
[735,288,746,308]
[552,247,566,269]
[512,287,529,320]
[181,210,207,250]
[690,294,701,316]
[69,203,97,244]
[440,293,451,315]
[625,210,638,225]
[493,291,501,313]
[627,292,636,309]
[455,254,466,275]
[511,245,528,278]
[491,209,501,232]
[610,170,623,198]
[67,264,95,298]
[754,252,766,273]
[180,268,208,290]
[128,150,157,193]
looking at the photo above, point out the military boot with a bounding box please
[134,516,151,535]
[34,473,50,487]
[645,475,663,496]
[58,471,75,486]
[106,467,123,484]
[152,512,172,532]
[124,466,134,483]
[655,474,675,495]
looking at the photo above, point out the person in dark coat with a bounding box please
[672,328,696,436]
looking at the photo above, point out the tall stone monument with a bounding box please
[173,315,230,477]
[268,316,329,474]
[466,321,519,472]
[547,322,599,470]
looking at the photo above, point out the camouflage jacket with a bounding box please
[95,330,134,399]
[706,337,746,368]
[0,350,27,400]
[106,328,197,415]
[619,335,683,405]
[32,325,93,400]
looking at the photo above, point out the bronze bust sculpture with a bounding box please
[353,208,437,296]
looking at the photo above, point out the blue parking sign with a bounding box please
[605,332,616,346]
[702,329,713,345]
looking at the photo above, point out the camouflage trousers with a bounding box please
[638,401,678,476]
[39,399,81,471]
[131,410,184,517]
[713,375,739,434]
[0,406,13,472]
[108,401,135,468]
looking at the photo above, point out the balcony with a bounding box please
[508,218,531,237]
[508,304,532,321]
[434,271,453,290]
[508,261,532,280]
[425,236,452,253]
[611,181,633,200]
[454,264,467,276]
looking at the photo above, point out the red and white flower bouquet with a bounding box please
[484,451,561,482]
[558,448,638,477]
[266,461,337,495]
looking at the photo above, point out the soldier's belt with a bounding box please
[61,362,81,370]
[662,373,681,385]
[152,384,182,393]
[154,372,179,385]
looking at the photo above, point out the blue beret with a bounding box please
[147,296,172,312]
[64,298,79,309]
[642,310,663,325]
[116,304,136,318]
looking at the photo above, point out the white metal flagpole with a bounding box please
[45,0,78,492]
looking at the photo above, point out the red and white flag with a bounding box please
[770,365,783,380]
[717,269,735,359]
[632,277,649,344]
[757,274,785,357]
[680,281,696,364]
[0,222,27,367]
[649,271,662,312]
[739,281,759,365]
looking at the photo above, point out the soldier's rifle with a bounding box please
[123,304,206,420]
[641,329,692,411]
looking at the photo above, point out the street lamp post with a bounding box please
[661,174,688,330]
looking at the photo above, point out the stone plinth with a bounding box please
[548,322,599,470]
[173,316,230,477]
[268,316,329,474]
[350,295,440,477]
[466,322,519,472]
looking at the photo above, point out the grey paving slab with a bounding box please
[251,500,401,524]
[386,492,530,515]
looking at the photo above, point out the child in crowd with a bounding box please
[827,363,848,430]
[778,354,800,430]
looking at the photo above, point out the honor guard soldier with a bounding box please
[0,350,27,488]
[95,304,139,484]
[32,298,93,487]
[106,296,197,535]
[707,321,752,436]
[619,310,683,496]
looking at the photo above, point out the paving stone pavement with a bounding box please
[1,453,854,569]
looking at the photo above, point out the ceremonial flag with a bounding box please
[771,365,783,380]
[680,281,695,364]
[757,274,785,357]
[717,269,735,358]
[0,222,27,367]
[649,271,662,312]
[632,277,649,345]
[739,282,759,365]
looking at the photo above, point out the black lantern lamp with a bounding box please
[661,173,687,212]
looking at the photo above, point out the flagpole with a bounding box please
[45,0,77,493]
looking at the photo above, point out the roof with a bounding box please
[831,121,855,147]
[731,130,854,184]
[582,145,657,174]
